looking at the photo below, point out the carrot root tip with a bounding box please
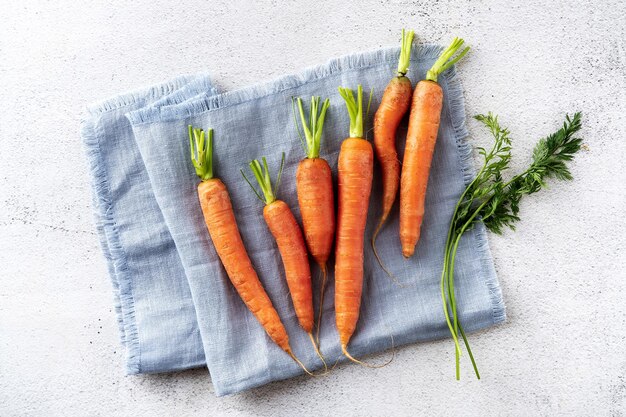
[287,348,328,377]
[341,343,395,369]
[308,332,329,375]
[315,264,328,345]
[372,224,407,288]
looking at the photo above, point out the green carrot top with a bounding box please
[337,84,373,139]
[425,37,470,83]
[293,96,331,159]
[189,125,214,180]
[397,29,415,77]
[241,153,285,205]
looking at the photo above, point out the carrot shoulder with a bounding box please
[399,38,469,258]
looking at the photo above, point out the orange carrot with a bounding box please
[293,96,333,343]
[372,30,414,247]
[400,38,469,258]
[335,85,374,360]
[189,126,311,373]
[241,154,325,367]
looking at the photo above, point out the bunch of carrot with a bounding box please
[186,30,472,374]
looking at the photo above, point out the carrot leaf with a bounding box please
[440,112,583,380]
[397,29,415,76]
[293,96,331,159]
[338,85,365,138]
[241,153,285,205]
[189,125,214,180]
[426,37,470,83]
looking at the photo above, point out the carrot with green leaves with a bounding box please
[292,96,333,343]
[400,38,470,258]
[335,85,390,365]
[242,153,326,368]
[372,29,415,270]
[188,126,312,374]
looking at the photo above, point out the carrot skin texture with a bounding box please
[373,76,413,226]
[335,138,374,347]
[263,200,314,333]
[399,80,443,257]
[296,158,335,267]
[198,179,290,352]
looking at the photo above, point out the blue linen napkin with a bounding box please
[121,45,505,396]
[81,74,217,373]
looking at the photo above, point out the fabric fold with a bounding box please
[81,75,215,373]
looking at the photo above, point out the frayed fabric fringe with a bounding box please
[80,75,204,374]
[127,45,445,124]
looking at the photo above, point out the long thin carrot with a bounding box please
[335,85,375,361]
[399,38,470,258]
[372,30,415,253]
[292,96,333,343]
[241,154,326,369]
[188,126,311,374]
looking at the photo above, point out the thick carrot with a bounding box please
[400,38,469,258]
[242,154,325,368]
[189,127,310,373]
[293,96,333,343]
[335,85,374,358]
[372,29,414,242]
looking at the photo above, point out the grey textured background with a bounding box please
[1,0,625,416]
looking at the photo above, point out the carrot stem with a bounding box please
[189,125,214,180]
[397,29,415,76]
[338,85,364,138]
[341,343,395,369]
[426,37,470,83]
[294,96,331,159]
[241,153,285,205]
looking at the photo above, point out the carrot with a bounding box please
[188,126,311,374]
[241,154,326,368]
[292,96,333,343]
[335,85,377,362]
[399,38,469,258]
[372,30,415,252]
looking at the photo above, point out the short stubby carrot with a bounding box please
[335,85,374,356]
[189,126,311,373]
[242,154,325,368]
[293,96,334,343]
[400,38,469,258]
[372,29,414,242]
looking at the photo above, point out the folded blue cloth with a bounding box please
[83,45,505,396]
[81,75,216,373]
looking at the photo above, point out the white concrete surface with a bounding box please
[1,1,625,415]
